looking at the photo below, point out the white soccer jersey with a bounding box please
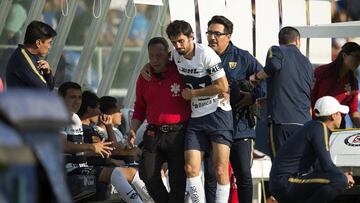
[172,43,231,118]
[94,125,127,145]
[60,113,87,172]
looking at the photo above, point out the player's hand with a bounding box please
[218,92,230,104]
[37,60,51,75]
[140,63,152,81]
[100,114,112,126]
[344,171,355,189]
[128,129,136,148]
[181,88,194,100]
[92,138,114,158]
[92,135,101,143]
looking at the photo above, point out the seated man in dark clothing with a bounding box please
[76,89,153,202]
[96,96,142,160]
[58,82,151,203]
[6,21,56,90]
[270,96,355,203]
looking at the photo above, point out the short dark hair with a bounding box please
[207,15,233,34]
[166,20,193,39]
[99,96,118,114]
[24,21,57,45]
[58,81,81,98]
[278,26,300,45]
[148,37,169,51]
[77,91,99,117]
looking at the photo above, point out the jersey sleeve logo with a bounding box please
[228,62,237,69]
[171,83,181,96]
[207,63,222,75]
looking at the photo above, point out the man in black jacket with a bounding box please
[6,21,56,90]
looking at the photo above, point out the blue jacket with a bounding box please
[6,45,54,90]
[270,120,342,180]
[220,42,266,139]
[263,45,313,124]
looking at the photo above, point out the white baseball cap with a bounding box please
[314,96,349,117]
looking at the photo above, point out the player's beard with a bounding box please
[176,48,186,55]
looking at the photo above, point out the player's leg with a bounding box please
[289,172,348,203]
[272,171,348,203]
[212,141,231,203]
[98,167,143,203]
[184,149,205,203]
[119,167,154,202]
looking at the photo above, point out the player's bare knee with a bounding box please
[214,164,227,177]
[184,163,200,177]
[119,167,137,182]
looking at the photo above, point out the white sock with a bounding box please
[184,179,192,203]
[187,176,206,203]
[111,169,143,203]
[215,183,230,203]
[131,171,155,203]
[200,161,205,186]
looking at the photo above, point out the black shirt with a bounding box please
[6,44,54,90]
[264,45,313,124]
[270,120,341,179]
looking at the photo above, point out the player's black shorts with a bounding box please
[185,107,233,152]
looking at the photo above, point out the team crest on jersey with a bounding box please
[344,133,360,147]
[171,83,181,96]
[229,62,237,69]
[344,83,351,95]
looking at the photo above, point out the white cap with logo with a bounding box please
[314,96,349,117]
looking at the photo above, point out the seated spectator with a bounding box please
[97,96,142,160]
[76,89,153,202]
[311,42,360,128]
[2,1,27,44]
[98,96,126,144]
[125,4,149,47]
[58,82,150,203]
[76,90,103,144]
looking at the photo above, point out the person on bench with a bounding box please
[58,82,153,202]
[94,96,142,161]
